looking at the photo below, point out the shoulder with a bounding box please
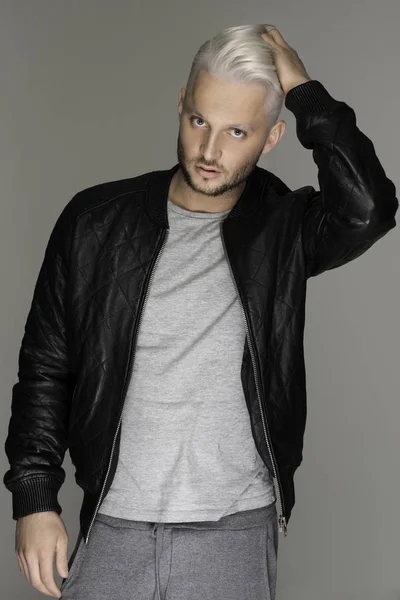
[63,168,158,222]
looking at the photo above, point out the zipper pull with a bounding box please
[278,514,288,536]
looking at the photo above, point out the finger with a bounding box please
[261,28,280,47]
[39,552,63,597]
[17,551,28,578]
[261,32,276,46]
[267,27,282,37]
[26,553,57,597]
[55,537,69,579]
[16,552,23,573]
[263,25,278,35]
[23,553,50,595]
[265,28,288,46]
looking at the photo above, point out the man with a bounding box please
[3,24,398,600]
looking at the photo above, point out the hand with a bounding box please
[15,511,69,598]
[261,26,312,95]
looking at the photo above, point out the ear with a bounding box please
[262,120,286,155]
[178,88,186,116]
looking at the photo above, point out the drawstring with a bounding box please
[152,523,165,600]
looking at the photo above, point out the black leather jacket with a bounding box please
[3,80,398,542]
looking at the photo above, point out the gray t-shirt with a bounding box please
[98,197,275,522]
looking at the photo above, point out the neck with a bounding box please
[168,168,245,213]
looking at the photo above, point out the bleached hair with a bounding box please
[185,24,285,134]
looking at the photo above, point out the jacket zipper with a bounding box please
[85,228,169,544]
[219,221,288,537]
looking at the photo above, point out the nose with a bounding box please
[200,135,222,165]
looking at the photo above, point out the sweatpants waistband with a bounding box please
[95,500,277,531]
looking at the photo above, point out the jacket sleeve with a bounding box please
[3,201,76,520]
[285,80,398,278]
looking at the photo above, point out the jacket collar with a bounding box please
[146,162,269,229]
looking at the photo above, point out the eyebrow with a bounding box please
[189,107,255,133]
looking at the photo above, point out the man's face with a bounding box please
[176,69,283,199]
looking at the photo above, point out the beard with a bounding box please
[175,131,262,198]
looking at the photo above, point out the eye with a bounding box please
[232,128,246,138]
[190,116,246,139]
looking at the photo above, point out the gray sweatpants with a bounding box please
[60,500,278,600]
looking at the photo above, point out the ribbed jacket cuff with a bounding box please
[285,79,342,116]
[9,477,62,520]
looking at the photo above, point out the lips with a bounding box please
[197,165,220,173]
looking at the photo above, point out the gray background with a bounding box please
[1,1,399,599]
